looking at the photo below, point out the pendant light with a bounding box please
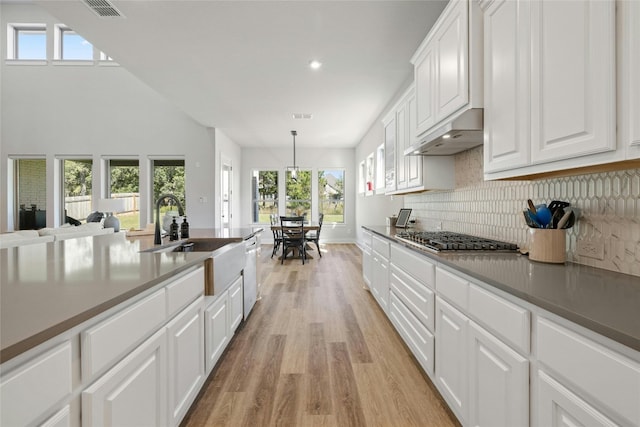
[287,130,299,181]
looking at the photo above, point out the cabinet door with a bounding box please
[205,294,230,373]
[228,275,243,333]
[371,253,389,314]
[415,42,437,135]
[468,320,529,427]
[82,329,167,427]
[435,296,469,424]
[434,0,469,121]
[384,115,396,193]
[483,0,531,173]
[362,247,372,288]
[406,93,423,188]
[166,297,205,426]
[620,0,640,159]
[396,102,408,190]
[536,370,617,427]
[530,0,615,163]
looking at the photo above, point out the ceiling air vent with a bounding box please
[292,113,313,120]
[83,0,124,18]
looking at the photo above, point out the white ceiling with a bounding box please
[34,0,447,148]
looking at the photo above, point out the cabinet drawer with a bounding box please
[1,342,72,427]
[362,230,372,249]
[166,267,204,318]
[390,244,435,289]
[469,284,529,353]
[537,317,640,426]
[390,265,435,332]
[82,289,166,378]
[372,235,390,259]
[436,267,469,311]
[389,292,435,376]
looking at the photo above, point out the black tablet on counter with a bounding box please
[395,208,412,228]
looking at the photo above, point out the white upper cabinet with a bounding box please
[620,0,640,160]
[483,0,620,179]
[414,43,437,134]
[530,0,616,163]
[434,0,469,121]
[412,0,483,138]
[383,84,455,195]
[482,0,531,172]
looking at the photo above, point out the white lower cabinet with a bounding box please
[205,293,230,374]
[371,236,390,313]
[228,276,244,333]
[435,296,469,424]
[0,342,72,427]
[40,405,71,427]
[468,320,529,427]
[166,297,205,426]
[536,370,617,427]
[362,230,373,289]
[82,328,168,427]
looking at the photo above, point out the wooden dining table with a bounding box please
[271,222,320,260]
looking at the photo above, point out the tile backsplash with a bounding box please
[404,147,640,277]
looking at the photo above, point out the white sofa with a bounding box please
[0,223,114,249]
[0,230,54,249]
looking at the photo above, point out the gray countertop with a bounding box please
[364,226,640,352]
[0,228,262,363]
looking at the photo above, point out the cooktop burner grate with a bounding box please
[395,231,519,253]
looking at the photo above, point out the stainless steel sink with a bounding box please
[170,238,239,252]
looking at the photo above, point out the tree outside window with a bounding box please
[252,170,278,223]
[285,170,311,219]
[109,159,139,229]
[63,159,92,223]
[319,169,344,223]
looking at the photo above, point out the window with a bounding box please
[63,159,93,223]
[376,144,385,191]
[15,158,47,229]
[108,159,139,229]
[55,25,93,60]
[285,169,311,219]
[7,24,46,60]
[151,159,185,210]
[251,170,278,223]
[358,160,365,194]
[318,169,344,223]
[99,51,113,61]
[365,153,374,195]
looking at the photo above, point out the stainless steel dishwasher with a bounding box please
[243,234,258,318]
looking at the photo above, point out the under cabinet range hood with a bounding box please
[405,108,484,156]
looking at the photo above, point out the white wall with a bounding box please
[0,3,230,231]
[354,82,408,246]
[212,128,242,228]
[241,147,356,243]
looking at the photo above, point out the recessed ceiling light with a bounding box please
[309,60,322,70]
[292,113,313,119]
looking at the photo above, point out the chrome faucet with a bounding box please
[154,194,185,245]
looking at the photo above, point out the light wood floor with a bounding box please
[182,244,459,427]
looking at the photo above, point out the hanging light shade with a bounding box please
[287,130,299,181]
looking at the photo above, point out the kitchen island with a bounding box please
[0,227,261,427]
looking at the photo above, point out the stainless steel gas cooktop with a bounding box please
[395,230,519,253]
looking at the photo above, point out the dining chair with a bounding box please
[279,215,306,264]
[270,214,283,258]
[305,213,323,257]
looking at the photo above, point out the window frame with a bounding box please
[7,23,47,61]
[318,168,345,224]
[251,169,279,224]
[60,157,94,224]
[284,168,312,219]
[54,24,94,62]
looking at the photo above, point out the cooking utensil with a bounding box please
[548,200,570,214]
[550,208,563,228]
[557,209,573,229]
[527,199,537,215]
[536,206,552,228]
[523,210,541,228]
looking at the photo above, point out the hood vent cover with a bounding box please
[83,0,124,18]
[405,108,484,156]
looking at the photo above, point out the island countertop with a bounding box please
[363,225,640,353]
[0,228,261,363]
